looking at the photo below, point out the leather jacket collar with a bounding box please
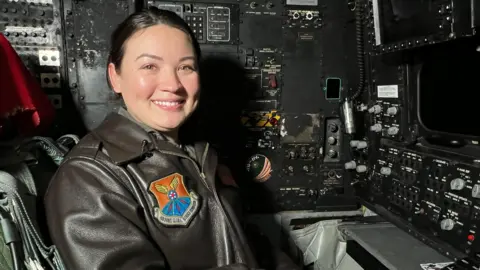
[117,107,156,133]
[93,112,208,167]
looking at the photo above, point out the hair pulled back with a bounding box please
[106,7,201,89]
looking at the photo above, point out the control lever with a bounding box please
[342,98,355,134]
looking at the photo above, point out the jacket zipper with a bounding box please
[197,144,251,265]
[200,143,209,174]
[159,144,251,264]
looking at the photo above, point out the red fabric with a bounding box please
[0,33,55,136]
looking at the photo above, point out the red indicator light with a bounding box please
[468,234,475,242]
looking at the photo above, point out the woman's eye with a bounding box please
[179,65,195,71]
[143,64,156,70]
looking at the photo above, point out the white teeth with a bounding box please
[153,101,181,107]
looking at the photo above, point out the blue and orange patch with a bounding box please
[149,173,200,226]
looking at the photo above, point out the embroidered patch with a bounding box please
[148,173,200,226]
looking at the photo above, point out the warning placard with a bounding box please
[377,85,399,98]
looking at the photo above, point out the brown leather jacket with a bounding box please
[45,112,301,270]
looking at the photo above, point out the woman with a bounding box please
[45,7,300,270]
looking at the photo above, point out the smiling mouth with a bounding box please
[152,100,186,111]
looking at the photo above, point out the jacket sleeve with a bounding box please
[45,157,168,270]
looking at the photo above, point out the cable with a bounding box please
[351,0,366,100]
[9,242,20,270]
[0,207,21,270]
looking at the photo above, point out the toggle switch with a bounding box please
[269,74,277,88]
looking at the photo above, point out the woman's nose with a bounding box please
[158,69,182,92]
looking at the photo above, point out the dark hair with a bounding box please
[106,7,201,89]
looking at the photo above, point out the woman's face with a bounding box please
[108,24,200,134]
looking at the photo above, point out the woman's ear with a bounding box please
[108,63,122,94]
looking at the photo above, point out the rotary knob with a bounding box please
[345,161,357,170]
[387,126,399,135]
[327,136,337,145]
[370,124,382,132]
[327,150,337,158]
[386,107,398,115]
[450,178,465,190]
[440,218,455,231]
[356,165,367,173]
[380,167,391,175]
